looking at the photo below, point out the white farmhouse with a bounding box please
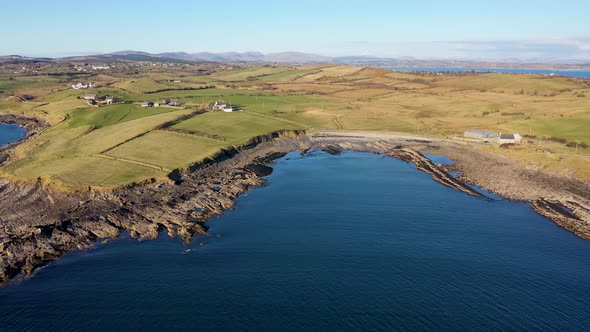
[213,101,227,110]
[498,133,523,144]
[72,82,95,90]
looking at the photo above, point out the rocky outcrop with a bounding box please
[0,113,48,135]
[386,148,489,199]
[321,145,343,155]
[0,113,49,166]
[531,199,590,239]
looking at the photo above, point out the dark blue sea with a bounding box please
[387,67,590,79]
[1,150,590,331]
[0,122,26,146]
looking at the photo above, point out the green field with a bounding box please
[8,156,165,186]
[106,131,228,170]
[0,75,62,97]
[3,108,194,185]
[113,78,175,94]
[2,63,590,186]
[173,111,302,144]
[500,117,590,142]
[65,104,176,129]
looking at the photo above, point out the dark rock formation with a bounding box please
[386,148,489,199]
[321,145,343,155]
[245,164,273,177]
[0,113,49,166]
[531,199,590,239]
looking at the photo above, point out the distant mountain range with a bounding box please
[1,51,589,69]
[96,50,333,64]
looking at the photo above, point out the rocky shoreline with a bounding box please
[386,148,489,199]
[0,113,49,166]
[1,129,590,285]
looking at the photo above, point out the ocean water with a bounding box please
[387,67,590,79]
[1,150,590,331]
[0,122,26,146]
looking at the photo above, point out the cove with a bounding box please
[1,150,590,331]
[0,122,26,146]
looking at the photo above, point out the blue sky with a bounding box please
[2,0,590,60]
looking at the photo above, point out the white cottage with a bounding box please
[498,133,522,144]
[213,101,227,110]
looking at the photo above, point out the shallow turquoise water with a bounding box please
[1,150,590,331]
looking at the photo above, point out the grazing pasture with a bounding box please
[106,130,228,170]
[173,111,301,144]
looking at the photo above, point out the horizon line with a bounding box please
[2,50,590,64]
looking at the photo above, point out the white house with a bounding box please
[213,101,227,110]
[105,96,114,105]
[163,98,181,106]
[222,106,234,112]
[72,82,95,90]
[498,133,523,144]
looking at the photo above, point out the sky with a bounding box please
[2,0,590,61]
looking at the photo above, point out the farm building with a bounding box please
[163,98,181,106]
[141,101,155,108]
[213,100,240,112]
[72,82,94,90]
[213,101,227,110]
[498,133,523,144]
[83,94,97,101]
[464,130,498,141]
[105,96,114,104]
